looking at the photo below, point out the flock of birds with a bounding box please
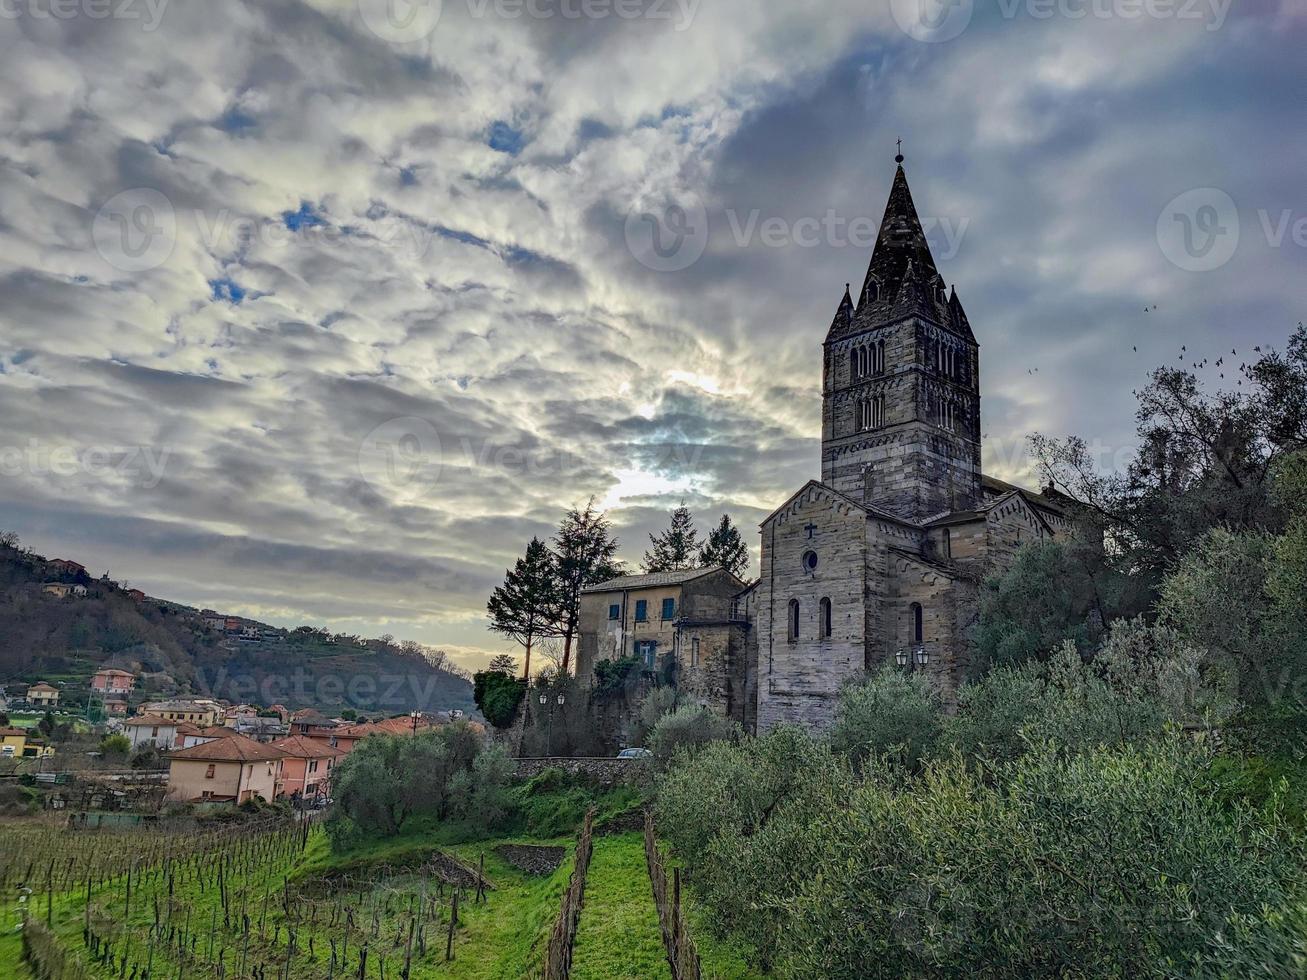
[1017,304,1278,387]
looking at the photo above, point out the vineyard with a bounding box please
[0,815,579,980]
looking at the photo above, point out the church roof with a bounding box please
[829,160,968,342]
[759,479,920,529]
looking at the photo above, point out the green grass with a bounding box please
[570,833,671,980]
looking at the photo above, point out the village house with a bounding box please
[272,735,343,801]
[165,736,284,804]
[48,559,86,576]
[26,682,60,708]
[306,714,441,756]
[0,727,55,759]
[576,568,751,724]
[42,583,85,599]
[141,699,224,727]
[124,714,185,751]
[289,709,338,736]
[235,716,290,743]
[91,668,135,697]
[126,588,147,603]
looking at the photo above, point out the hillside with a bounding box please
[0,537,476,716]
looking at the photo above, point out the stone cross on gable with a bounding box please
[805,523,818,539]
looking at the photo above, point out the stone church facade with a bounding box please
[578,157,1074,733]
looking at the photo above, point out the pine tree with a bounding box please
[550,499,624,675]
[486,538,560,680]
[699,514,751,578]
[487,654,518,675]
[643,505,700,573]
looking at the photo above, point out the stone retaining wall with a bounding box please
[512,757,645,787]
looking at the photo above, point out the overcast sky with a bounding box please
[0,0,1302,672]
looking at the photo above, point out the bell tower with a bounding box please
[821,154,981,521]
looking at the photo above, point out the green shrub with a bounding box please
[779,740,1305,978]
[473,670,526,729]
[98,733,131,757]
[648,705,738,763]
[830,667,942,770]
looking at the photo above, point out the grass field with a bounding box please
[570,832,671,980]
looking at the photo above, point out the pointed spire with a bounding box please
[855,160,943,326]
[828,282,854,335]
[948,284,975,341]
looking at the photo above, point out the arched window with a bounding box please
[910,602,924,644]
[819,597,832,639]
[875,339,886,375]
[788,599,800,642]
[866,279,879,303]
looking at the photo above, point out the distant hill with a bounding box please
[0,535,476,716]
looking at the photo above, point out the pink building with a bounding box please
[91,668,135,696]
[271,735,344,801]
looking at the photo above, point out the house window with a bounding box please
[608,604,620,621]
[819,598,832,639]
[942,528,952,559]
[635,640,657,669]
[205,764,216,779]
[691,637,701,667]
[662,597,676,621]
[635,599,648,623]
[787,599,800,642]
[309,760,318,774]
[911,603,924,644]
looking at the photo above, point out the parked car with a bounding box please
[617,747,652,759]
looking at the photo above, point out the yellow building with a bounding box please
[0,727,55,759]
[142,699,224,727]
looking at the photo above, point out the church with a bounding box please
[578,155,1074,733]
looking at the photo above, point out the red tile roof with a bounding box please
[199,725,240,739]
[168,735,286,763]
[272,735,345,759]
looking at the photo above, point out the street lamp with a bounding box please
[896,647,929,672]
[409,710,420,733]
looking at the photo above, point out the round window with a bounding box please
[803,550,818,572]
